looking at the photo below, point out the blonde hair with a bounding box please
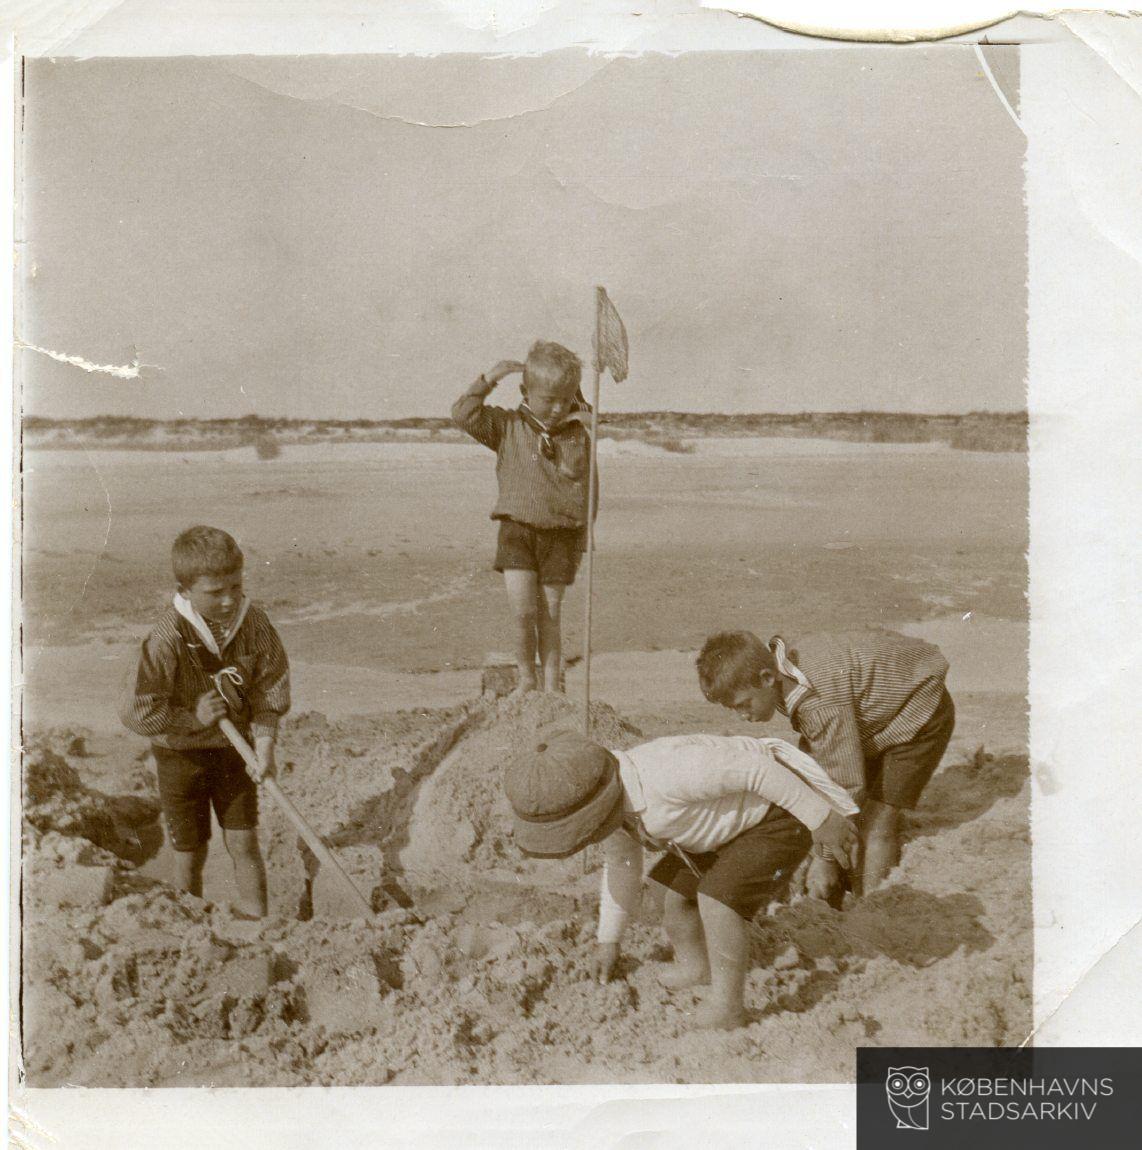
[523,340,582,397]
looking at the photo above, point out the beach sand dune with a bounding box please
[18,437,1029,1085]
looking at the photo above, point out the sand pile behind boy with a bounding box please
[397,692,643,884]
[250,693,640,916]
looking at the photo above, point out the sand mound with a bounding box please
[399,693,642,881]
[19,698,1032,1087]
[256,694,641,915]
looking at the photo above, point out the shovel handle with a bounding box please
[218,718,374,919]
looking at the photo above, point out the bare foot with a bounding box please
[692,998,749,1030]
[658,962,711,990]
[510,677,538,698]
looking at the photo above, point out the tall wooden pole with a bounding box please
[582,287,606,736]
[582,365,602,737]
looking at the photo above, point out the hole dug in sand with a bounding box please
[20,696,1030,1085]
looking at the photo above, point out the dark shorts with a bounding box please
[493,518,585,586]
[647,804,811,922]
[153,744,259,852]
[847,688,956,811]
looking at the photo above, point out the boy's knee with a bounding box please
[172,845,208,886]
[861,799,899,833]
[512,603,539,626]
[536,608,562,633]
[222,828,262,859]
[646,878,682,914]
[695,891,748,930]
[540,585,566,609]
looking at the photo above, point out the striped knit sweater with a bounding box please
[119,602,290,750]
[452,379,593,529]
[776,630,950,794]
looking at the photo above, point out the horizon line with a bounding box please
[24,409,1029,424]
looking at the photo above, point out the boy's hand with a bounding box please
[811,809,860,872]
[594,942,620,984]
[194,690,229,729]
[253,737,277,782]
[484,360,525,387]
[805,855,846,909]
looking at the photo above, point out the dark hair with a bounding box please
[172,526,243,588]
[695,631,776,704]
[523,340,582,396]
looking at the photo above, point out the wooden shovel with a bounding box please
[217,716,375,920]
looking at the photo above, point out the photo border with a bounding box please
[5,3,1140,1146]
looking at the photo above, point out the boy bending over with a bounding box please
[120,526,290,918]
[452,342,594,693]
[697,628,954,905]
[505,730,858,1030]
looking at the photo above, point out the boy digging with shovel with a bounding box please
[120,526,289,919]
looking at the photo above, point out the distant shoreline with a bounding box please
[22,410,1027,454]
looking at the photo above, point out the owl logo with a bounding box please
[885,1066,930,1130]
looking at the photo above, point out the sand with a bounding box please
[17,437,1030,1086]
[21,690,1030,1087]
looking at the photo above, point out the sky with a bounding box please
[19,48,1026,419]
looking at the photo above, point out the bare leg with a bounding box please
[502,569,539,692]
[537,583,566,693]
[657,884,711,989]
[693,894,750,1030]
[172,845,208,898]
[223,827,268,918]
[857,799,900,895]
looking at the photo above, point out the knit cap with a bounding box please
[505,730,624,858]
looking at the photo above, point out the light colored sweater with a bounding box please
[597,734,858,943]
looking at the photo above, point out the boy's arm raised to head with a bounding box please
[450,361,524,450]
[118,630,204,738]
[794,703,866,797]
[247,611,291,742]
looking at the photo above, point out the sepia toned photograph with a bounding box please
[16,38,1033,1092]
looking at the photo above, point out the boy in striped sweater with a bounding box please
[696,629,954,906]
[120,526,290,918]
[452,341,594,694]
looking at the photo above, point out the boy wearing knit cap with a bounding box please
[696,628,954,906]
[505,730,859,1030]
[452,342,595,695]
